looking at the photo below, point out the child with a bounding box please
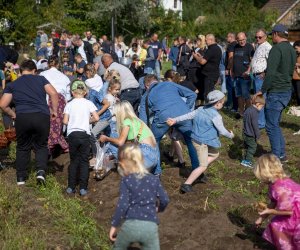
[110,143,169,249]
[74,53,86,80]
[88,79,120,166]
[63,80,99,196]
[167,90,234,193]
[84,63,103,91]
[254,154,300,249]
[241,94,265,168]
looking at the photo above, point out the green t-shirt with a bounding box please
[123,118,152,142]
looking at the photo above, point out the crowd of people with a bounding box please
[0,23,300,249]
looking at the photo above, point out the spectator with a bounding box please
[149,33,162,80]
[253,24,296,161]
[142,40,156,75]
[169,38,179,71]
[292,40,300,106]
[232,32,254,117]
[176,36,191,77]
[250,29,272,129]
[83,31,97,45]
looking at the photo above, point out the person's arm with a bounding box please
[156,181,169,212]
[90,110,99,124]
[45,83,59,117]
[144,47,155,61]
[167,109,198,126]
[212,115,234,138]
[1,79,5,90]
[193,52,207,65]
[0,93,16,119]
[63,113,69,125]
[99,126,129,146]
[76,66,84,74]
[138,93,148,124]
[261,47,280,94]
[251,111,260,139]
[97,98,110,117]
[176,83,197,109]
[110,179,130,241]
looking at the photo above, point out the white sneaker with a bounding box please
[293,130,300,135]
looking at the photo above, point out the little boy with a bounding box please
[240,94,265,168]
[167,90,234,193]
[74,53,86,80]
[63,80,99,196]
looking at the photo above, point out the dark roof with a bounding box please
[261,0,298,16]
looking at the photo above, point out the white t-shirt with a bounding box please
[78,42,87,63]
[105,93,117,121]
[40,67,71,101]
[85,74,103,92]
[64,98,97,135]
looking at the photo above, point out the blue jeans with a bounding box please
[144,67,154,75]
[107,121,119,158]
[235,77,251,99]
[113,220,159,250]
[225,75,238,110]
[254,76,266,128]
[154,60,161,80]
[172,65,177,71]
[220,70,226,94]
[265,91,291,158]
[139,143,159,173]
[152,120,199,172]
[120,88,141,114]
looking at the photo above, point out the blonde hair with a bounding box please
[118,143,148,178]
[104,69,120,81]
[197,34,206,49]
[114,101,154,139]
[84,63,96,77]
[108,78,121,89]
[254,154,288,183]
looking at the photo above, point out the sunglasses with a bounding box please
[255,36,264,39]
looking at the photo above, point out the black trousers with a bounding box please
[68,131,90,190]
[120,88,141,114]
[198,74,217,101]
[292,80,300,105]
[15,113,50,179]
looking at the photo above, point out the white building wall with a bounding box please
[161,0,183,16]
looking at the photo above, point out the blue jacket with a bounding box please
[139,81,196,124]
[169,46,179,66]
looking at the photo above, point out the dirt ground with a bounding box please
[1,110,300,249]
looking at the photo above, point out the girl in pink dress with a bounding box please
[254,154,300,249]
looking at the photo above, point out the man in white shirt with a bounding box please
[251,29,272,128]
[71,35,94,64]
[83,31,97,45]
[102,53,141,113]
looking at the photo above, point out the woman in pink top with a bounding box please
[254,154,300,249]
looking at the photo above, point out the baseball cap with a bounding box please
[71,80,87,91]
[206,90,225,105]
[268,24,288,35]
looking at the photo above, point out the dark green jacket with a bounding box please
[262,41,296,93]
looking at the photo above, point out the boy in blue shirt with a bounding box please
[167,90,234,193]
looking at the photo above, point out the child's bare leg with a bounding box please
[184,155,218,185]
[173,140,185,163]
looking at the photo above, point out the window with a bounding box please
[174,0,177,9]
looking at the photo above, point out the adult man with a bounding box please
[224,32,238,111]
[139,77,199,175]
[149,33,162,80]
[193,34,222,102]
[70,35,94,64]
[142,40,156,74]
[254,24,296,161]
[176,36,191,77]
[232,32,254,117]
[102,54,141,112]
[83,31,97,45]
[40,30,48,44]
[250,29,272,128]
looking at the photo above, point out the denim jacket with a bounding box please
[174,106,233,148]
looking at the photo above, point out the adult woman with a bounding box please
[292,41,300,135]
[40,56,70,153]
[99,101,159,173]
[0,59,58,185]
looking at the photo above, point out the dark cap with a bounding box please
[268,24,288,35]
[63,65,74,72]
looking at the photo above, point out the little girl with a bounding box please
[254,154,300,249]
[110,143,169,250]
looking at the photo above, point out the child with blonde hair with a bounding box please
[63,80,99,196]
[254,154,300,249]
[110,143,169,249]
